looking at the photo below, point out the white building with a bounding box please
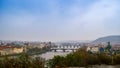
[86,46,99,53]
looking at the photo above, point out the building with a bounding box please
[13,46,24,54]
[0,46,24,55]
[90,46,99,53]
[26,42,50,49]
[86,46,99,53]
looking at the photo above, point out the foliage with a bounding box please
[27,46,51,55]
[114,54,120,64]
[0,53,45,68]
[48,49,120,68]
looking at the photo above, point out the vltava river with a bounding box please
[33,51,71,60]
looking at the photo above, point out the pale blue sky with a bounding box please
[0,0,120,42]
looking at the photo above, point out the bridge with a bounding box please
[51,45,81,52]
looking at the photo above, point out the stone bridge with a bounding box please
[51,45,81,52]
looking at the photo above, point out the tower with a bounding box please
[105,42,112,54]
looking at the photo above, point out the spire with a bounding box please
[106,42,111,51]
[106,42,111,52]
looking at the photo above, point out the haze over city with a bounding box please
[0,0,120,42]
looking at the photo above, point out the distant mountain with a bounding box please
[55,40,91,44]
[92,35,120,44]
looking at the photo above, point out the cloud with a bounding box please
[0,0,120,41]
[62,0,120,40]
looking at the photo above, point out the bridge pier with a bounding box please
[52,49,57,52]
[72,49,74,52]
[55,49,57,52]
[51,49,78,52]
[63,49,65,52]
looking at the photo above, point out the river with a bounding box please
[33,51,71,60]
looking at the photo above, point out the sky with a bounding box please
[0,0,120,42]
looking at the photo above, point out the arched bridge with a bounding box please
[51,45,81,52]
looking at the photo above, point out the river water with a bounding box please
[33,51,71,60]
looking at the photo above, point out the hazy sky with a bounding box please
[0,0,120,42]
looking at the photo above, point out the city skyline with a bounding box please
[0,0,120,42]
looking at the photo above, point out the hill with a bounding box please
[92,35,120,44]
